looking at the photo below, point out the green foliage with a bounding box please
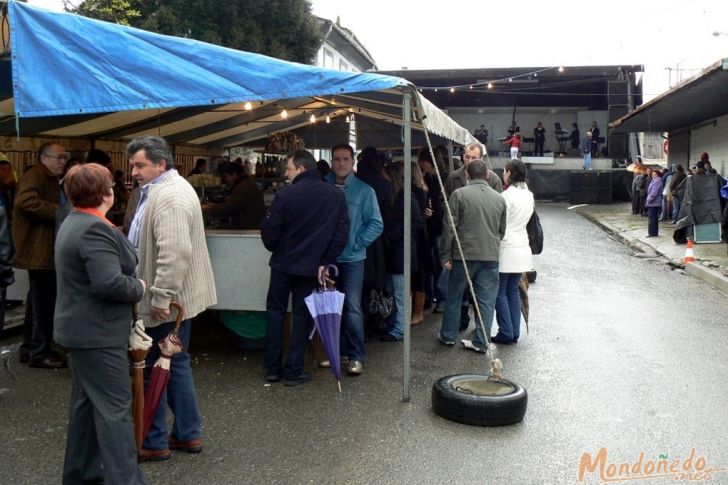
[65,0,142,26]
[69,0,321,63]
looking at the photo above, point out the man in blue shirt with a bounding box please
[325,144,383,375]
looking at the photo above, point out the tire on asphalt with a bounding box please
[525,270,537,283]
[432,374,527,426]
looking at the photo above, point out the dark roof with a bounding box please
[316,17,377,71]
[377,65,644,111]
[610,59,728,133]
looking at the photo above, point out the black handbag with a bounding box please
[526,210,543,255]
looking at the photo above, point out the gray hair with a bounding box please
[466,159,488,180]
[464,142,486,158]
[126,136,174,169]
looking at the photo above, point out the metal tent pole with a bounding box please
[402,91,412,403]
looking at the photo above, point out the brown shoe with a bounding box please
[29,355,67,369]
[168,436,203,453]
[138,448,171,462]
[411,292,425,325]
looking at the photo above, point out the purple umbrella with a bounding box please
[305,266,345,393]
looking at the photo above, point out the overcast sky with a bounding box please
[27,0,728,101]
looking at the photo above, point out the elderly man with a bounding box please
[324,143,383,375]
[582,132,593,170]
[126,136,216,462]
[262,149,349,386]
[13,142,68,368]
[444,142,502,197]
[439,160,506,353]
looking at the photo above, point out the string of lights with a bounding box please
[416,65,564,92]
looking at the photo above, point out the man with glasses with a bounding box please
[444,142,502,197]
[12,142,69,368]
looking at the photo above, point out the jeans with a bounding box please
[583,153,592,170]
[672,196,681,222]
[21,270,57,361]
[143,319,201,451]
[495,273,522,341]
[388,274,405,339]
[264,269,315,380]
[338,260,366,361]
[647,206,660,236]
[440,260,499,348]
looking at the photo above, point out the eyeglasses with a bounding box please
[44,152,71,161]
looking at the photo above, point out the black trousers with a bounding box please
[535,140,544,156]
[21,270,57,361]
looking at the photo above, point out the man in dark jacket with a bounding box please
[202,163,265,229]
[261,149,349,386]
[444,142,502,197]
[12,142,68,368]
[0,207,14,337]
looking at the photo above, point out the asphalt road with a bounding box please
[2,203,728,484]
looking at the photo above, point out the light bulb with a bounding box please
[243,102,252,110]
[281,109,288,119]
[487,83,493,89]
[345,115,351,123]
[325,115,331,124]
[310,114,316,123]
[558,66,564,73]
[449,87,455,93]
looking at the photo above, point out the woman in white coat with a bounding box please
[492,159,534,344]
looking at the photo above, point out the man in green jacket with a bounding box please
[439,160,506,353]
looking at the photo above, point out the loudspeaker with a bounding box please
[596,171,612,204]
[608,105,629,123]
[608,81,628,106]
[608,133,629,159]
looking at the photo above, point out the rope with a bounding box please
[421,129,494,359]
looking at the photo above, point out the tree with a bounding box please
[67,0,321,64]
[64,0,142,26]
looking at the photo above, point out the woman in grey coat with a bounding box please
[54,164,147,485]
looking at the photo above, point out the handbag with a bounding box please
[367,289,394,319]
[526,209,543,255]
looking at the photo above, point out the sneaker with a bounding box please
[460,339,486,354]
[319,356,350,368]
[438,335,455,346]
[347,360,363,375]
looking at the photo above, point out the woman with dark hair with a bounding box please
[409,161,434,324]
[418,149,446,313]
[492,159,534,344]
[54,163,147,484]
[645,169,663,237]
[380,163,424,341]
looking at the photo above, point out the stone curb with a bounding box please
[577,210,728,295]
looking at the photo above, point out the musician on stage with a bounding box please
[507,120,520,136]
[533,122,546,157]
[570,123,580,151]
[589,121,600,157]
[503,133,521,160]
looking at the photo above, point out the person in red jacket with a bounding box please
[504,133,521,160]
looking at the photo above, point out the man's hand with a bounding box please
[317,265,327,286]
[424,207,433,218]
[152,306,171,321]
[443,260,452,271]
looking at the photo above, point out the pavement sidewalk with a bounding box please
[574,202,728,294]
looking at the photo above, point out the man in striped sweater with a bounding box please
[126,136,217,462]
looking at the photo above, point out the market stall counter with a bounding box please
[205,229,270,311]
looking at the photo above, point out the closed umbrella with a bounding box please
[304,266,345,393]
[128,310,153,451]
[142,302,185,441]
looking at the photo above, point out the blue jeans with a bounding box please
[495,273,521,341]
[388,274,405,339]
[440,260,499,348]
[583,152,592,170]
[672,196,681,222]
[338,260,366,361]
[143,319,201,451]
[264,269,315,380]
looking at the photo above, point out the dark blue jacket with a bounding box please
[261,169,349,277]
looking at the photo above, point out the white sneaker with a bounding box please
[460,339,486,354]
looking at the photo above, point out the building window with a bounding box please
[339,60,348,72]
[323,48,334,69]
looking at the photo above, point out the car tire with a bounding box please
[432,374,527,427]
[526,270,537,283]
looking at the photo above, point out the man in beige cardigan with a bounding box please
[126,136,216,462]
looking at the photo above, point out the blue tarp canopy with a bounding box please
[0,1,475,148]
